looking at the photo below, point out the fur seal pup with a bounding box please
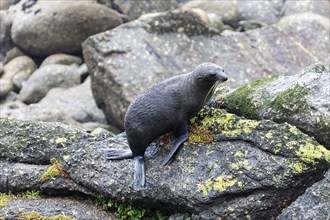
[106,62,228,187]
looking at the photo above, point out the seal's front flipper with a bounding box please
[161,121,189,166]
[134,156,145,187]
[105,149,133,160]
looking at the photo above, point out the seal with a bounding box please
[105,62,228,187]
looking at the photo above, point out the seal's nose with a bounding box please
[221,70,228,82]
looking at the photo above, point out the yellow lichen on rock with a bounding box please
[55,137,67,144]
[190,106,261,144]
[197,175,237,196]
[19,211,73,220]
[234,151,244,157]
[0,192,13,208]
[237,181,245,188]
[288,161,307,174]
[63,155,70,162]
[217,112,260,137]
[285,140,298,150]
[230,160,252,171]
[295,143,330,164]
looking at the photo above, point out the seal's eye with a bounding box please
[209,73,217,78]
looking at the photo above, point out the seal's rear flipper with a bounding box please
[161,121,189,166]
[134,156,145,187]
[105,149,133,160]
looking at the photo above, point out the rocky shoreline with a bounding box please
[0,0,329,219]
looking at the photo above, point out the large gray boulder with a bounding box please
[277,170,330,220]
[0,107,329,219]
[82,9,329,129]
[223,63,330,149]
[10,0,123,56]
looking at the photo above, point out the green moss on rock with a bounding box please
[0,191,41,209]
[222,63,330,148]
[40,158,68,182]
[188,125,215,143]
[223,77,275,118]
[270,84,309,114]
[95,196,168,220]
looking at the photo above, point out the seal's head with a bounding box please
[191,62,228,105]
[193,62,228,88]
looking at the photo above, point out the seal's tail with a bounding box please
[134,156,145,187]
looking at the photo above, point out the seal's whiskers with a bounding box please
[204,81,220,105]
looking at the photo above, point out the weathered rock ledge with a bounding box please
[0,105,329,219]
[223,63,330,149]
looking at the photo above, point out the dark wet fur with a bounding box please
[106,63,228,187]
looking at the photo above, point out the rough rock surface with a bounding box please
[282,0,330,18]
[0,197,117,219]
[83,9,329,129]
[40,53,83,67]
[17,64,81,104]
[10,0,123,56]
[0,107,329,219]
[2,55,37,91]
[223,63,330,149]
[277,170,330,220]
[1,78,107,130]
[236,0,283,26]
